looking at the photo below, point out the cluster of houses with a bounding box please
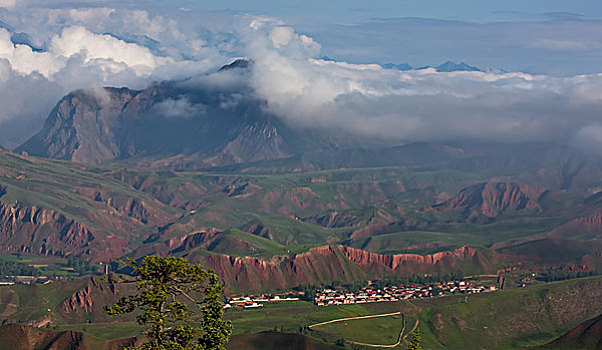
[224,292,302,309]
[314,280,498,306]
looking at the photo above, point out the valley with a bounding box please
[2,1,602,348]
[0,275,598,349]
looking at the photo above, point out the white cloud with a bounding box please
[233,19,602,148]
[0,2,601,153]
[269,26,294,48]
[49,26,170,76]
[0,0,14,9]
[0,5,230,146]
[153,97,207,118]
[0,28,64,77]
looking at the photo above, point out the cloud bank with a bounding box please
[0,1,600,154]
[238,19,602,152]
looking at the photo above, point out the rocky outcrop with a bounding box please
[303,207,399,229]
[434,182,544,219]
[56,277,123,324]
[338,245,478,270]
[0,202,94,256]
[548,210,602,241]
[61,285,93,314]
[171,230,220,252]
[571,211,602,231]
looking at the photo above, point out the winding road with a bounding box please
[309,311,420,348]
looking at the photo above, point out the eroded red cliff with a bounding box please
[0,202,94,256]
[201,245,487,292]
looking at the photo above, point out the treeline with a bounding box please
[66,256,91,274]
[0,260,38,276]
[536,269,599,283]
[0,255,94,278]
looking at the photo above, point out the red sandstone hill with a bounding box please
[198,245,491,292]
[434,181,545,221]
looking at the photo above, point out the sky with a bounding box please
[169,0,602,22]
[0,0,601,152]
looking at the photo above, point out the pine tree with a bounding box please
[104,256,232,349]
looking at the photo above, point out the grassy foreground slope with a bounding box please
[417,276,602,349]
[222,276,602,349]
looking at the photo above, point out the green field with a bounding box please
[313,313,406,345]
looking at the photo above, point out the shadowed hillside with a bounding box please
[227,331,335,350]
[0,324,138,350]
[543,314,602,349]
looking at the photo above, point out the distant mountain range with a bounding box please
[382,60,482,72]
[319,56,484,72]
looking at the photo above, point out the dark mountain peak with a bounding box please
[0,19,12,31]
[382,63,413,71]
[435,61,482,72]
[16,75,308,170]
[382,61,482,72]
[10,32,44,52]
[218,58,252,72]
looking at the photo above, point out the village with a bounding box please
[314,280,498,306]
[223,279,499,309]
[224,292,302,309]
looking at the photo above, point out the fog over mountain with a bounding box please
[0,1,601,154]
